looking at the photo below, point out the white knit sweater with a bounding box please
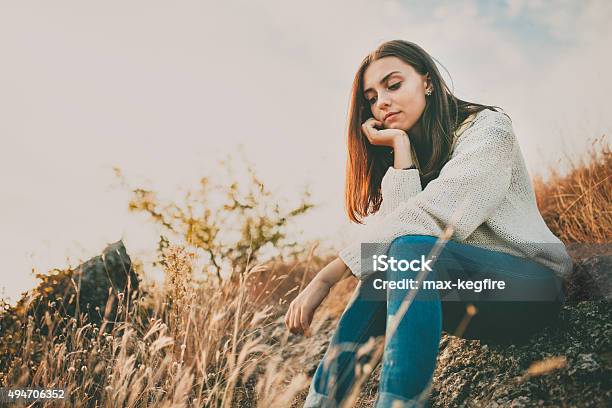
[339,109,573,281]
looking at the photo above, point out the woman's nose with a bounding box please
[376,92,391,109]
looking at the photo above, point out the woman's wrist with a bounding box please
[392,133,415,169]
[392,133,409,147]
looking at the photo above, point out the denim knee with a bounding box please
[387,235,439,261]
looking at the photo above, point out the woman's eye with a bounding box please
[367,82,401,104]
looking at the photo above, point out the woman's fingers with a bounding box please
[291,307,300,334]
[285,300,314,336]
[365,118,382,129]
[291,309,299,334]
[298,307,306,334]
[300,308,312,337]
[362,118,382,143]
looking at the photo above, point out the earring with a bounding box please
[425,87,433,96]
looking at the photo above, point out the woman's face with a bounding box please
[362,56,430,131]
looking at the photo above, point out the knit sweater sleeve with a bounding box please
[377,167,422,217]
[339,112,516,280]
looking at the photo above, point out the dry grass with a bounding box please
[533,136,611,244]
[1,136,610,407]
[0,245,340,407]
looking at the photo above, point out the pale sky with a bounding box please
[1,0,611,303]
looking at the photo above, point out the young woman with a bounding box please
[285,40,572,407]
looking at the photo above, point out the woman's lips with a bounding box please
[385,112,399,122]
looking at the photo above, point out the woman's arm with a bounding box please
[284,257,352,336]
[311,256,354,288]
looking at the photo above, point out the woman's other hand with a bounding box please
[361,117,410,148]
[284,279,331,336]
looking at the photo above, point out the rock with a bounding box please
[1,240,139,332]
[68,240,139,319]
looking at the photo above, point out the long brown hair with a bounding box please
[345,40,502,224]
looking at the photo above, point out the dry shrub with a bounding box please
[533,136,611,244]
[118,154,315,284]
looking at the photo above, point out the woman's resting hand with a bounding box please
[284,279,331,336]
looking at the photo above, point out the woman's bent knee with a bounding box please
[387,235,439,259]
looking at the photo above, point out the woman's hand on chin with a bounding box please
[284,279,331,336]
[361,117,410,148]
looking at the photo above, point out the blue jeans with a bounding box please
[304,235,565,408]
